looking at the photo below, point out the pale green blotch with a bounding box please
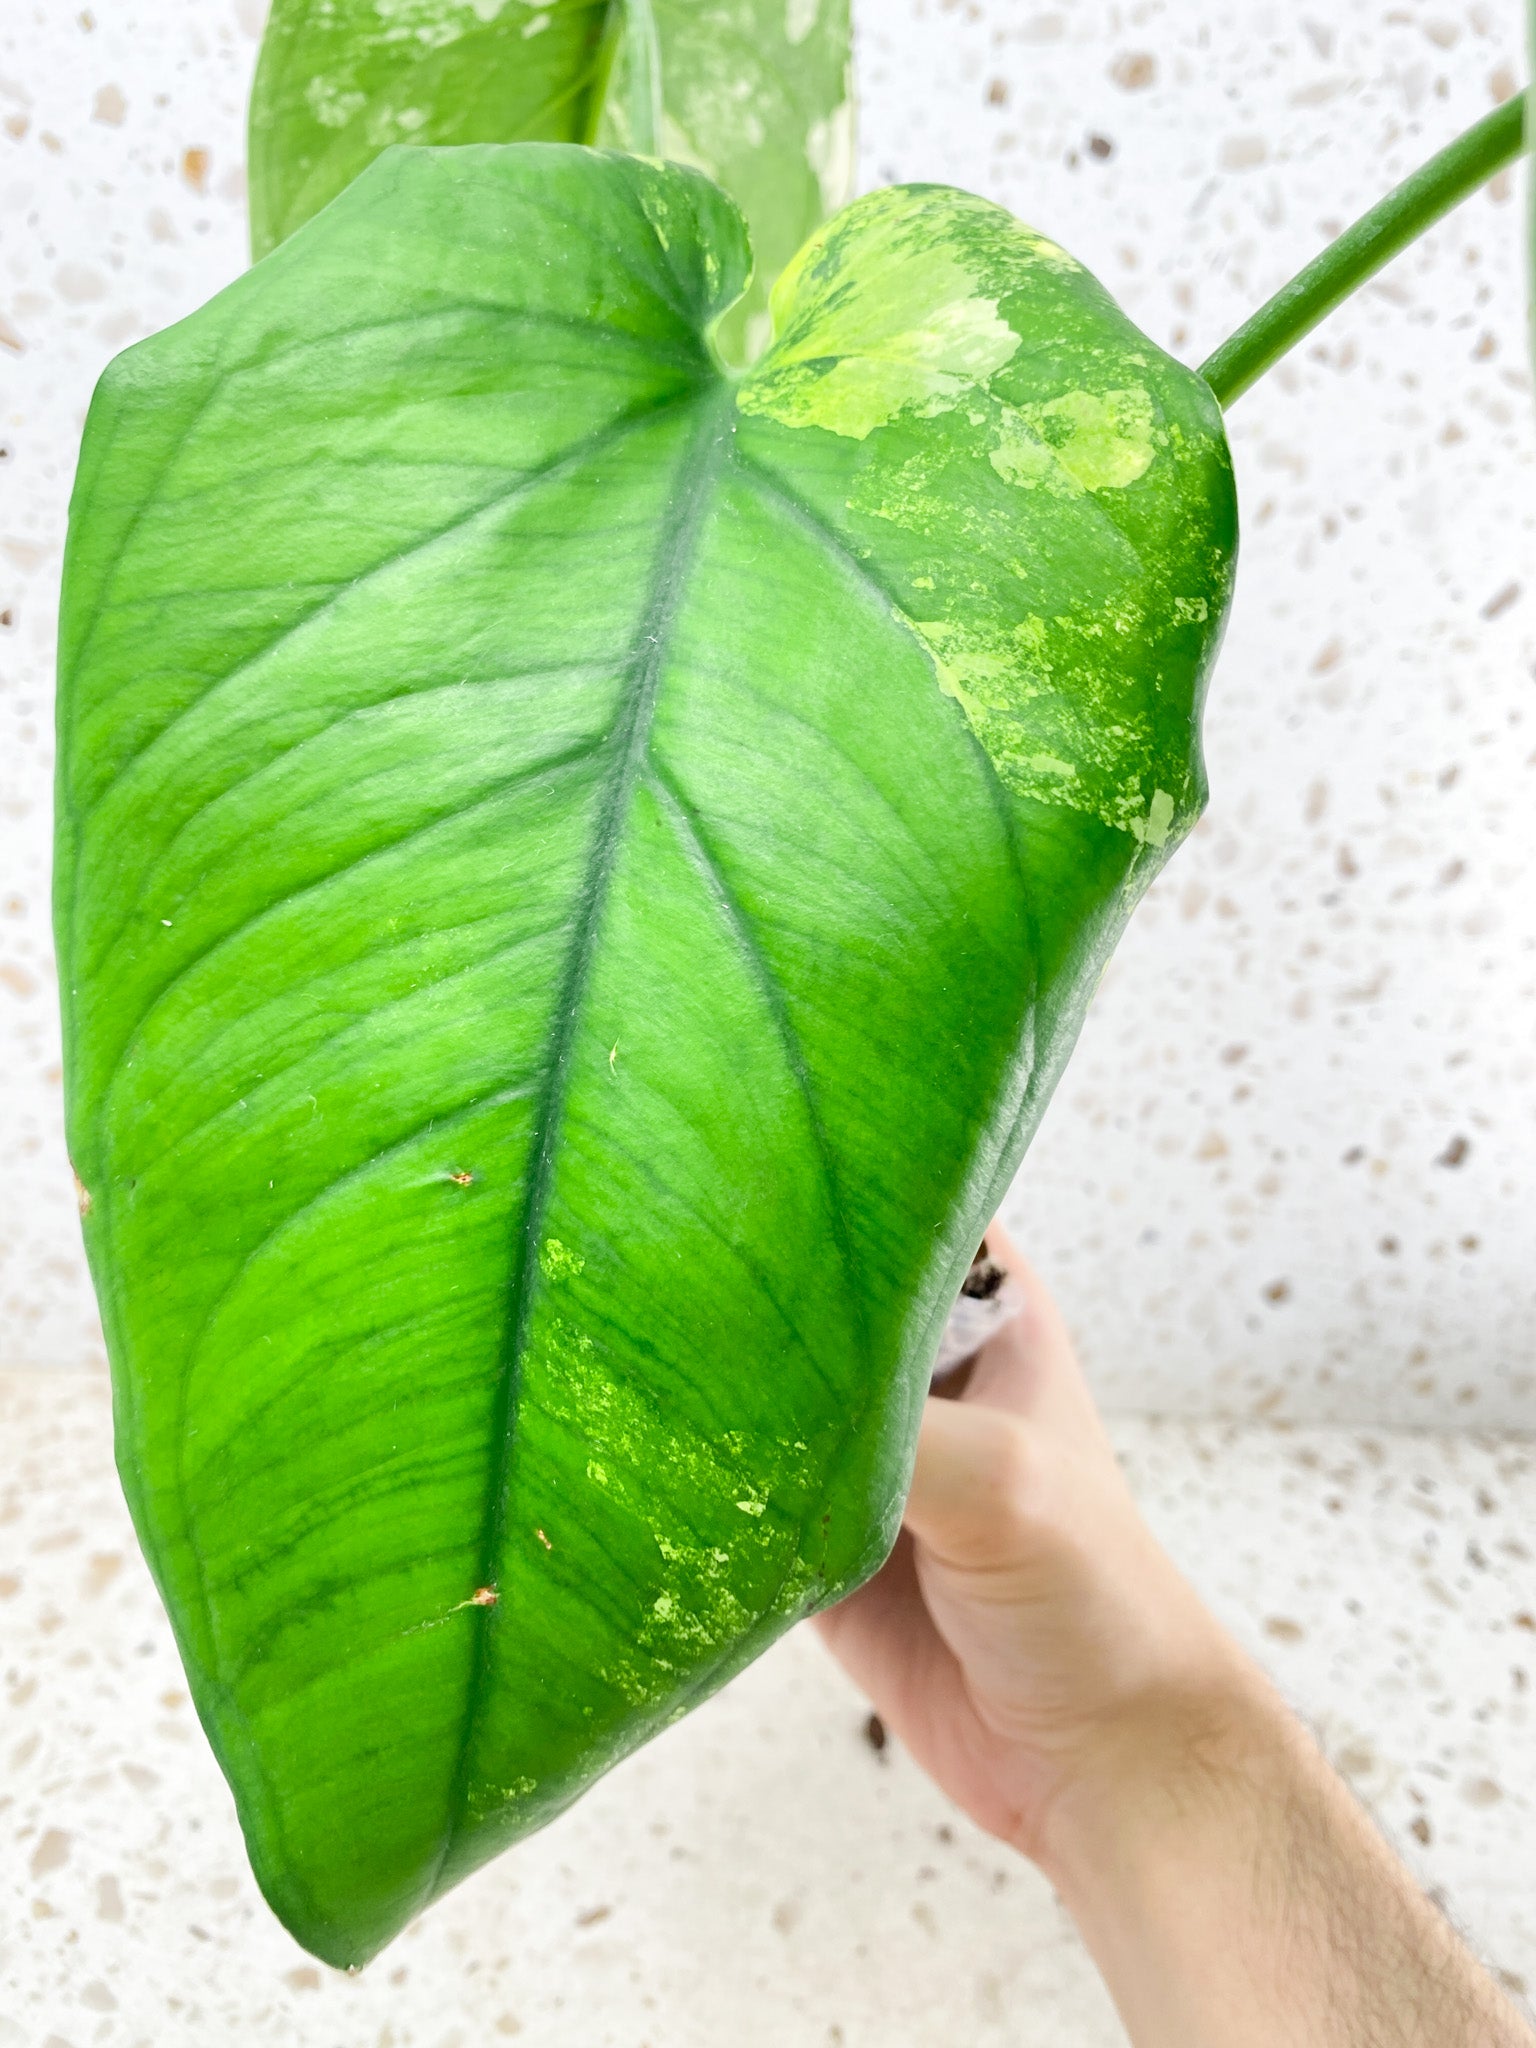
[910,618,1037,721]
[526,1312,784,1701]
[741,184,1187,842]
[988,413,1063,493]
[740,186,1048,441]
[906,610,1176,834]
[304,77,367,129]
[806,95,855,217]
[538,1237,584,1283]
[1129,787,1176,848]
[741,271,1019,441]
[991,388,1157,495]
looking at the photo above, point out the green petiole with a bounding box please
[1200,89,1529,409]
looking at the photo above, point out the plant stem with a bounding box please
[1200,91,1528,409]
[622,0,663,158]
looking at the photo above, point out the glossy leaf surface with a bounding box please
[247,0,619,259]
[56,145,1236,1967]
[599,0,854,361]
[247,0,853,362]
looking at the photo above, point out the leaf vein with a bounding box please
[77,395,695,825]
[433,386,734,1889]
[101,741,602,1132]
[645,763,867,1353]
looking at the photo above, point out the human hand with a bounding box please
[816,1224,1535,2048]
[815,1222,1258,1877]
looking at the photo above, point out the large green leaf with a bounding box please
[247,0,620,259]
[55,144,1236,1966]
[247,0,853,363]
[599,0,854,361]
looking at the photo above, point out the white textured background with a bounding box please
[2,7,1535,2046]
[2,0,1533,1425]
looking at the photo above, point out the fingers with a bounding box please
[961,1223,1114,1454]
[814,1528,920,1664]
[814,1530,962,1730]
[903,1395,1045,1572]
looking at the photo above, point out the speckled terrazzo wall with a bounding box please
[2,0,1533,1424]
[4,1378,1534,2044]
[2,14,1534,2040]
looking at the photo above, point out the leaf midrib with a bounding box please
[433,382,736,1887]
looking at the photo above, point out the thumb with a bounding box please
[903,1396,1045,1573]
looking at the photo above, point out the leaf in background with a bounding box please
[600,0,855,362]
[56,145,1235,1967]
[247,0,619,260]
[248,0,853,365]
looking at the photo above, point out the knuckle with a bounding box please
[971,1415,1047,1534]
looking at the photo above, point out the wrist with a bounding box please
[1024,1632,1532,2048]
[1031,1639,1302,1913]
[1030,1653,1335,2048]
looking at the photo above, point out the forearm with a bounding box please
[1041,1663,1532,2048]
[820,1234,1532,2048]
